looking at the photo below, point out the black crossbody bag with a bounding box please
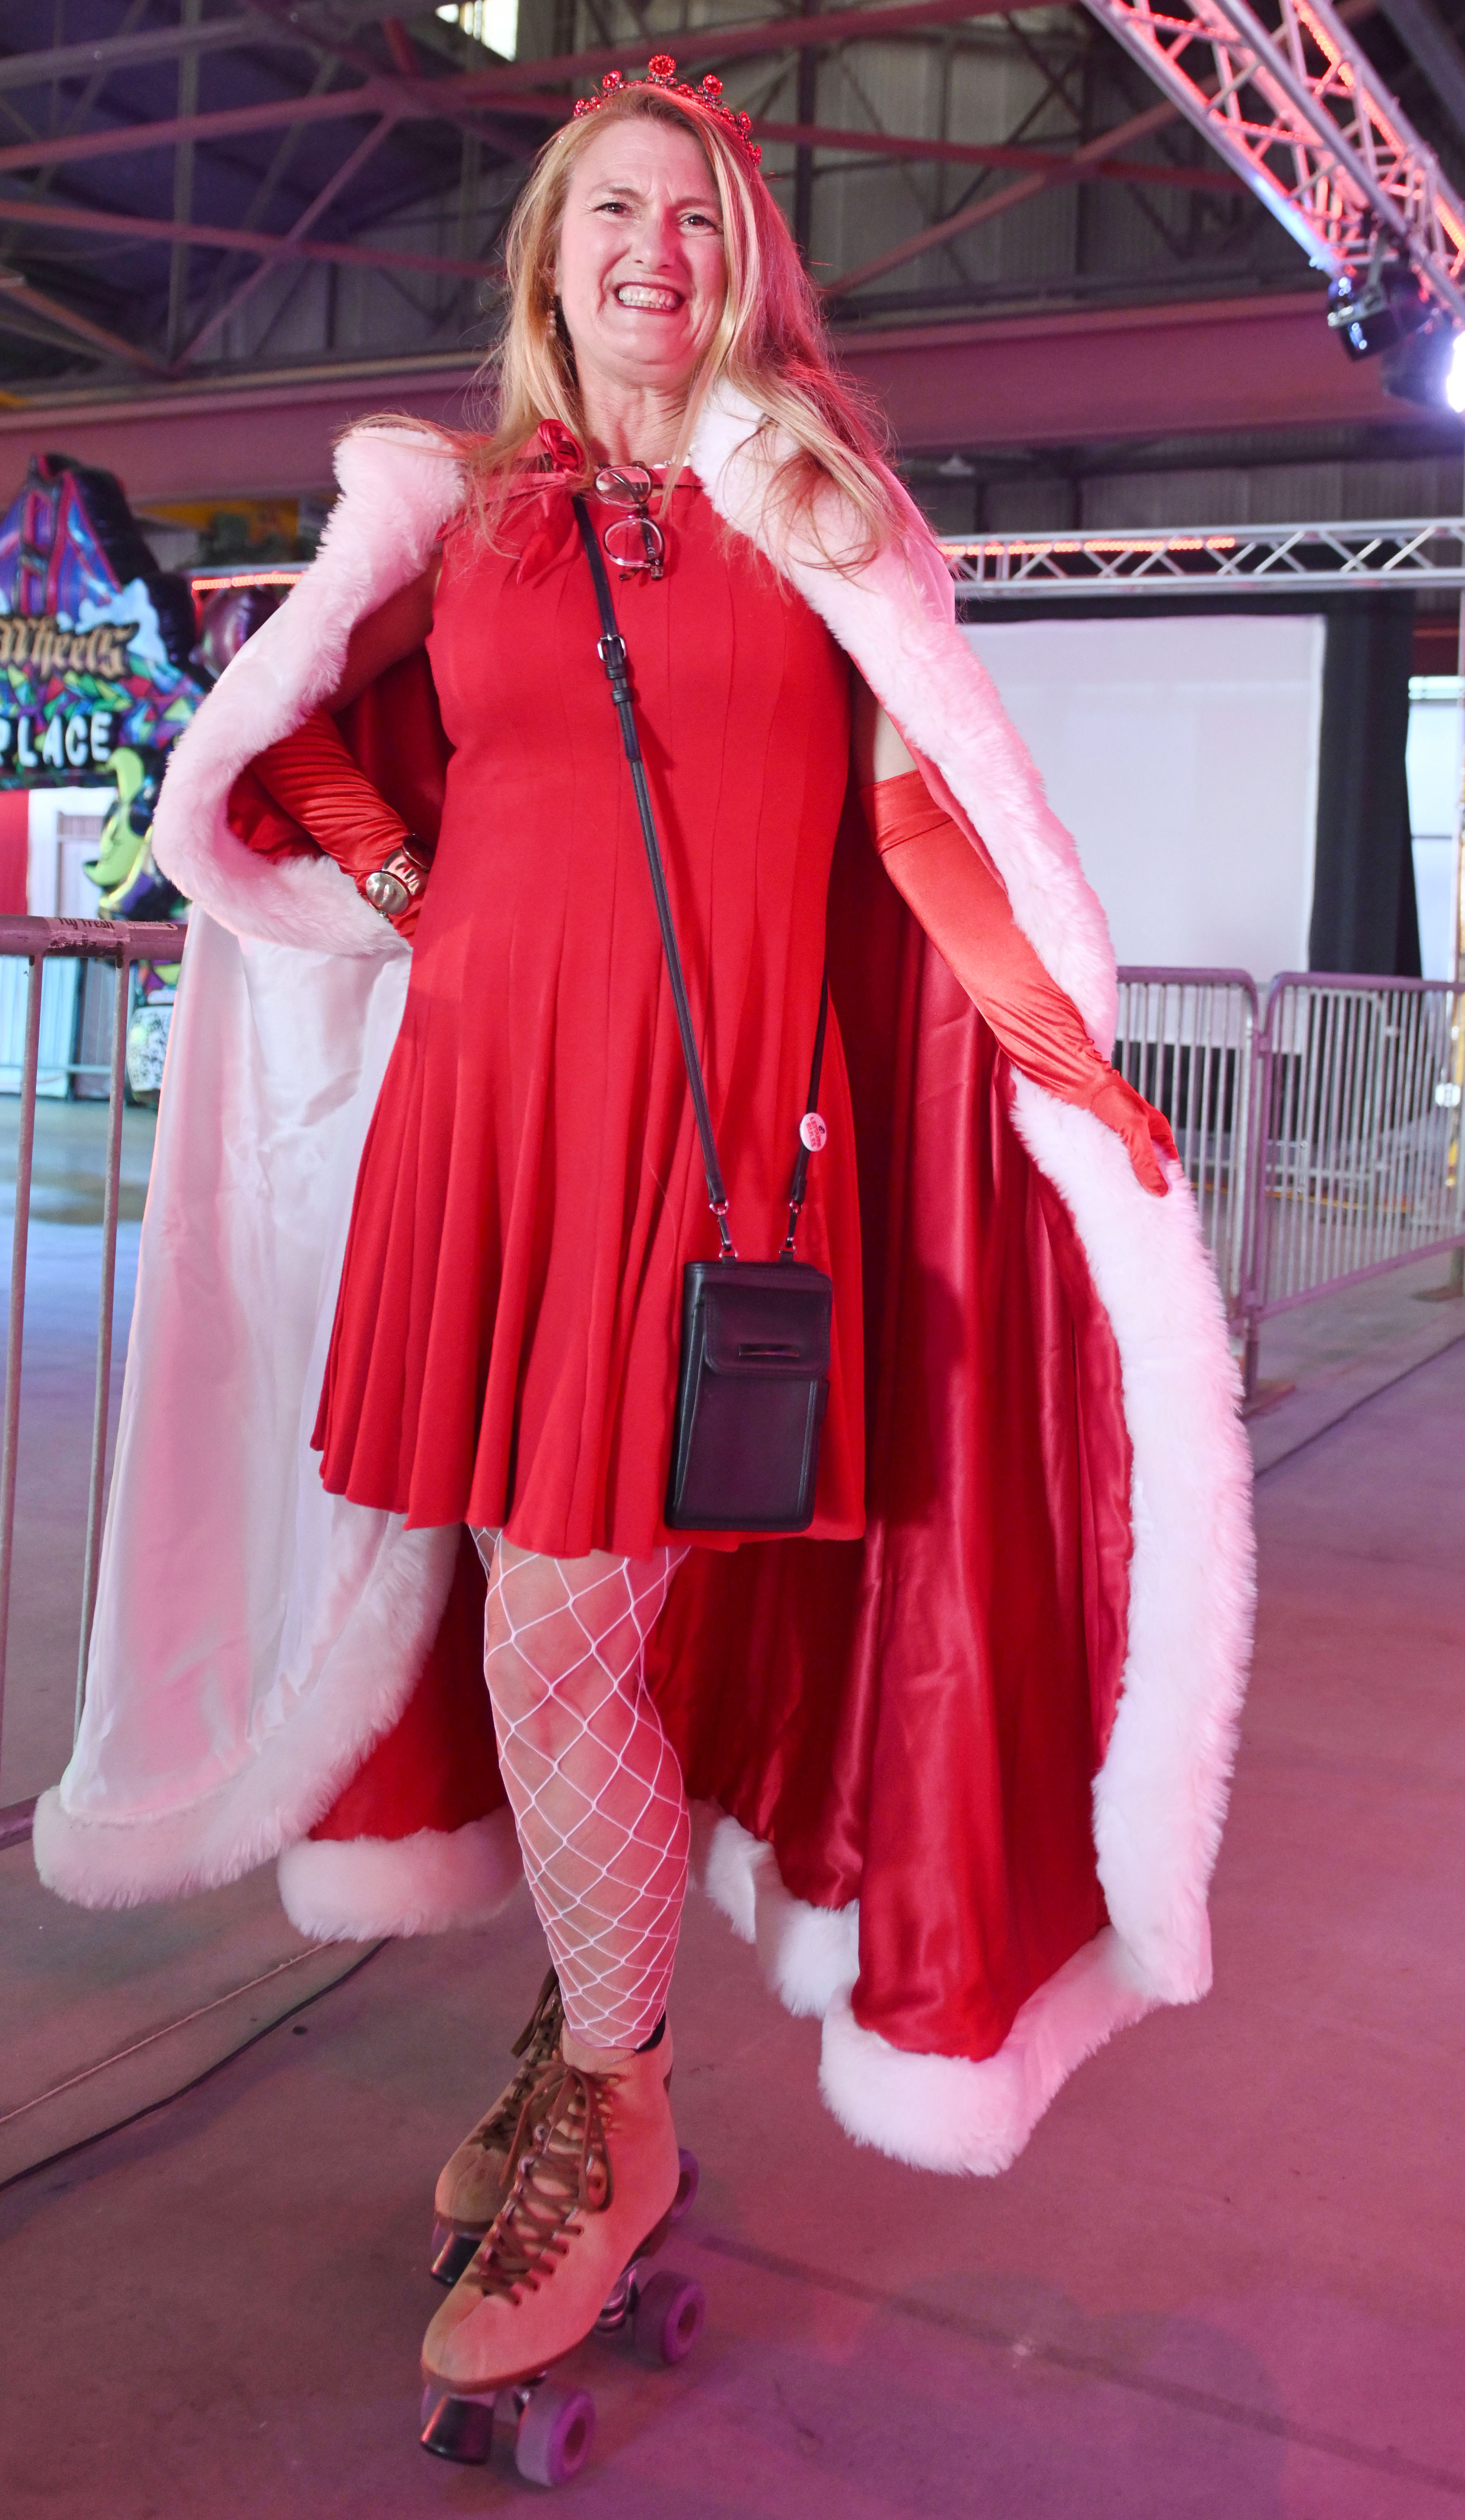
[573,495,832,1533]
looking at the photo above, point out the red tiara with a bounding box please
[572,56,763,171]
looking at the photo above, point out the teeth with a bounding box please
[616,285,680,310]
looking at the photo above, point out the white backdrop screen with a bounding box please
[959,613,1326,980]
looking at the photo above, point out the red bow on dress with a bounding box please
[512,417,586,582]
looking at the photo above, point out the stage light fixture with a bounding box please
[1323,235,1465,413]
[1327,248,1430,360]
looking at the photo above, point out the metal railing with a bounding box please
[1117,965,1465,1395]
[0,916,185,1853]
[1114,968,1261,1314]
[1253,975,1465,1332]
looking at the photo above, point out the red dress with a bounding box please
[314,475,866,1560]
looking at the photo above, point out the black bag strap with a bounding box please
[781,973,829,1257]
[574,494,826,1264]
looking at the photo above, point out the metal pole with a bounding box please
[75,952,131,1737]
[0,956,45,1767]
[1446,554,1465,1292]
[1239,984,1273,1405]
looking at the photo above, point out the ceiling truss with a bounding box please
[944,512,1465,592]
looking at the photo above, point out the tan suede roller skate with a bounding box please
[429,1979,698,2288]
[428,1970,566,2287]
[418,2035,706,2487]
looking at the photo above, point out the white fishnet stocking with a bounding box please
[472,1529,690,2052]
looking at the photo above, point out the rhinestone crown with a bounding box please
[572,55,762,171]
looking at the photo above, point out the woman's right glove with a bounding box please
[244,706,431,938]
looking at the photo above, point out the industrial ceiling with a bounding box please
[0,0,1463,530]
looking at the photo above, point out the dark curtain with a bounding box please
[1309,594,1422,977]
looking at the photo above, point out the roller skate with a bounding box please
[428,1978,698,2287]
[418,2034,706,2487]
[428,1970,565,2287]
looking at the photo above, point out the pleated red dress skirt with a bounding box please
[314,477,866,1560]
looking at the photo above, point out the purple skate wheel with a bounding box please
[671,2148,699,2223]
[633,2268,706,2366]
[515,2382,596,2486]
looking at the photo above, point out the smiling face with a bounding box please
[554,112,728,430]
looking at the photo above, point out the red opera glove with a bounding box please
[864,771,1177,1198]
[249,707,431,938]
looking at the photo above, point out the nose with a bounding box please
[632,205,687,271]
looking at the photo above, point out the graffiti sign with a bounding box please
[0,453,205,786]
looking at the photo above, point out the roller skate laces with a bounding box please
[429,1971,567,2283]
[468,2060,614,2309]
[463,1972,564,2177]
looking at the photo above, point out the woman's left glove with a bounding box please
[1086,1073,1180,1199]
[864,769,1179,1198]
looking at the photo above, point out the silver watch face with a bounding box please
[364,868,410,918]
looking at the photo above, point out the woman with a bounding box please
[35,62,1252,2411]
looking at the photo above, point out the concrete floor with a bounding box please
[1,1315,1463,2512]
[1,1103,1462,2511]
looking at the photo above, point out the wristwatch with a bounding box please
[362,838,430,921]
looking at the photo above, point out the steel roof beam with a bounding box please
[450,0,1019,92]
[0,191,486,281]
[829,93,1184,295]
[0,16,305,96]
[1373,0,1465,160]
[756,113,1243,190]
[180,110,404,362]
[0,271,162,372]
[0,2,1020,181]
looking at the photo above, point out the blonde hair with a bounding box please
[456,84,906,568]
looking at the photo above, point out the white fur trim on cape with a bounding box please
[40,430,470,1916]
[697,1809,860,2018]
[687,388,1117,1049]
[1008,1081,1253,2003]
[693,1812,1150,2172]
[277,1807,523,1942]
[35,1516,456,1910]
[151,424,464,957]
[820,1934,1153,2176]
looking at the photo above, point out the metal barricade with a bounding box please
[1114,969,1261,1318]
[1117,966,1465,1398]
[0,917,185,1853]
[1246,973,1465,1372]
